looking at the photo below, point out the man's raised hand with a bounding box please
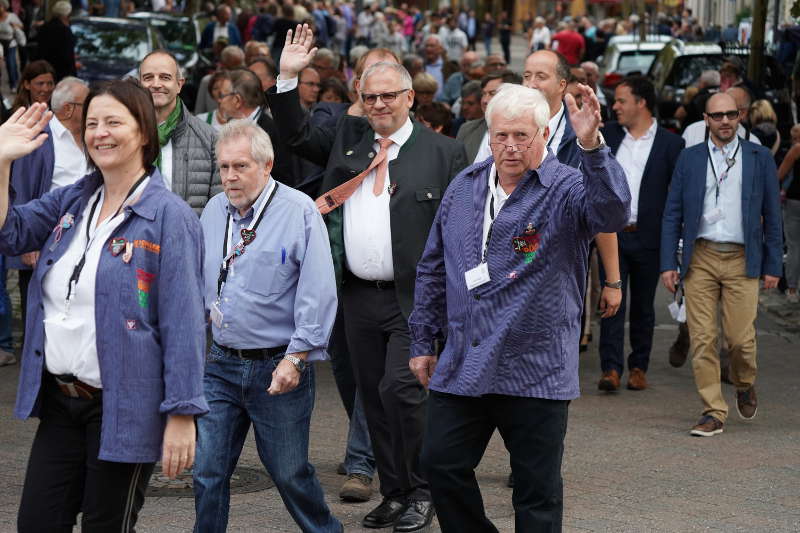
[279,23,318,79]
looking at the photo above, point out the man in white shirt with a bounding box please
[438,16,468,62]
[597,76,685,392]
[682,87,760,148]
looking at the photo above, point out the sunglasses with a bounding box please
[705,110,739,121]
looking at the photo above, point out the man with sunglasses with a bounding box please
[269,25,467,532]
[661,92,782,437]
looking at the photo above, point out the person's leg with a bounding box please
[684,242,727,422]
[249,359,341,532]
[783,199,800,293]
[328,307,357,417]
[193,345,252,533]
[598,243,631,376]
[718,250,759,391]
[18,381,88,533]
[626,244,661,373]
[0,259,14,358]
[344,390,376,477]
[6,46,18,89]
[422,391,497,533]
[495,395,569,532]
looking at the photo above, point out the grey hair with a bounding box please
[315,48,341,70]
[461,80,482,100]
[216,119,274,165]
[360,61,412,91]
[580,61,599,75]
[699,70,720,87]
[485,84,550,131]
[51,0,72,17]
[50,77,88,112]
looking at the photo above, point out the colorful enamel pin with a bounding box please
[109,237,126,256]
[511,224,540,264]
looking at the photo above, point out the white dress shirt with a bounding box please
[474,129,492,164]
[697,137,744,244]
[546,104,566,156]
[615,118,657,224]
[161,140,173,190]
[343,118,414,281]
[42,178,150,387]
[49,116,88,192]
[682,120,761,148]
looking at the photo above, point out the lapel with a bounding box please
[557,102,576,159]
[471,160,492,266]
[639,125,664,196]
[740,139,755,233]
[604,122,625,154]
[691,144,709,215]
[341,125,377,185]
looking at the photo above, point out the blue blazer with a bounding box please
[603,121,685,249]
[0,170,208,463]
[660,139,783,279]
[7,125,54,271]
[555,103,580,168]
[199,21,242,49]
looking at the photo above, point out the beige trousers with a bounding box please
[684,240,759,422]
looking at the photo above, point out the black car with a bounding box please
[71,17,163,82]
[648,39,794,138]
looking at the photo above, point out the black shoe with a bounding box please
[336,462,347,475]
[393,500,435,532]
[362,497,408,529]
[506,472,514,487]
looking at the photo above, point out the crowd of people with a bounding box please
[0,1,796,532]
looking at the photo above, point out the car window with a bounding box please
[73,22,151,65]
[666,55,723,87]
[617,51,658,74]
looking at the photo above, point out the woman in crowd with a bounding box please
[749,99,780,155]
[197,70,231,131]
[412,72,438,110]
[12,60,55,111]
[318,77,349,104]
[0,0,22,90]
[778,124,800,304]
[0,79,208,532]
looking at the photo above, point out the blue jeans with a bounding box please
[193,344,341,533]
[0,257,12,351]
[344,392,375,476]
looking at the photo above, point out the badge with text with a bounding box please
[465,262,491,290]
[512,223,540,263]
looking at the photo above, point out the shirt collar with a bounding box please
[49,115,71,139]
[227,177,275,221]
[707,135,739,158]
[375,117,413,148]
[623,117,657,141]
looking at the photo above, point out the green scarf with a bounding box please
[155,98,184,170]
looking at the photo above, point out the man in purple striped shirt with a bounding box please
[408,83,630,532]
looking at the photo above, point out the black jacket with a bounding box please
[267,88,469,318]
[36,18,75,81]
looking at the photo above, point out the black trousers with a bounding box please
[328,305,357,418]
[19,268,33,333]
[18,376,155,533]
[423,391,569,533]
[341,280,428,500]
[599,231,661,374]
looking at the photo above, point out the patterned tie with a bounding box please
[315,137,394,215]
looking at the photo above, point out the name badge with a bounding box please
[465,262,491,291]
[703,207,724,225]
[210,301,224,328]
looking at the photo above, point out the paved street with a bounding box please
[0,276,798,532]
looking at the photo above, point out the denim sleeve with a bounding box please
[0,185,70,257]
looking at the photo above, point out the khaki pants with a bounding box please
[684,240,759,423]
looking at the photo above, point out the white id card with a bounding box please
[703,207,724,225]
[210,301,224,328]
[465,263,491,290]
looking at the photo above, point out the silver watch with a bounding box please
[283,354,306,372]
[576,131,606,152]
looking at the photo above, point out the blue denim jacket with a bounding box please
[0,169,209,463]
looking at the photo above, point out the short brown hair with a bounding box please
[228,68,265,109]
[81,79,159,171]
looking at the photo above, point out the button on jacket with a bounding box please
[0,170,209,463]
[409,150,631,399]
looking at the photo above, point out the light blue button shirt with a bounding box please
[697,137,744,244]
[200,179,338,361]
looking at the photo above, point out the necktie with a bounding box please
[315,137,394,215]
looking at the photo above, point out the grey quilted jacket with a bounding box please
[169,102,221,214]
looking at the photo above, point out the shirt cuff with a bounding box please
[277,76,298,93]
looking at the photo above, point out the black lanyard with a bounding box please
[66,174,148,305]
[546,108,565,150]
[217,182,280,297]
[708,141,740,205]
[483,173,501,263]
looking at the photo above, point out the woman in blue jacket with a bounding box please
[0,80,208,532]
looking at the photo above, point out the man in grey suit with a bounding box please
[457,69,521,164]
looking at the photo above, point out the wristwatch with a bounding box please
[283,354,306,373]
[605,279,623,289]
[576,132,606,153]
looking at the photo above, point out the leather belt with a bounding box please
[622,224,638,232]
[345,270,395,290]
[698,238,744,253]
[212,341,288,360]
[53,374,101,400]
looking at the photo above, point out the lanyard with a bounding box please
[483,173,502,263]
[546,108,565,150]
[65,173,149,309]
[708,141,740,205]
[217,181,279,297]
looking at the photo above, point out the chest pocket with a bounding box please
[244,249,292,297]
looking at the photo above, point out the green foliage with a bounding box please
[735,6,752,25]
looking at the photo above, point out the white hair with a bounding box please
[51,0,72,17]
[50,77,88,112]
[216,119,274,165]
[360,61,412,90]
[699,70,720,87]
[485,84,550,131]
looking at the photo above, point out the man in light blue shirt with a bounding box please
[193,120,341,533]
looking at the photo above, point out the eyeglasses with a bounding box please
[489,134,538,153]
[361,89,410,106]
[705,110,739,121]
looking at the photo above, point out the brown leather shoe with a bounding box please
[736,386,758,420]
[690,415,724,437]
[598,369,620,391]
[627,368,648,390]
[340,473,373,502]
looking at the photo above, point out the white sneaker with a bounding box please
[0,350,17,366]
[787,291,800,304]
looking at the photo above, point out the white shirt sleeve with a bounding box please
[276,76,299,93]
